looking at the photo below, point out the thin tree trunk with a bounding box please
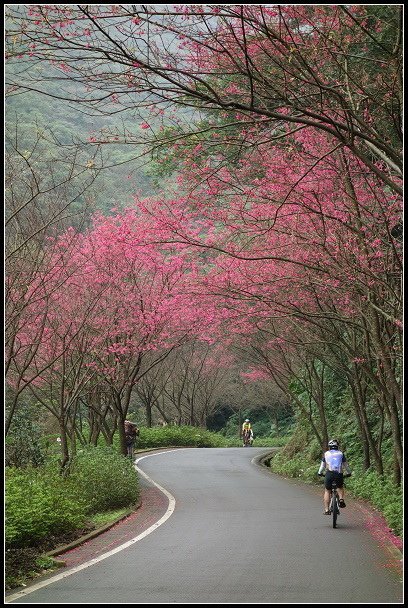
[353,373,383,475]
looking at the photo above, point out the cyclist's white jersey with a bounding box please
[322,449,346,473]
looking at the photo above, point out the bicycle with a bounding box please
[328,480,340,528]
[242,429,253,447]
[326,473,351,528]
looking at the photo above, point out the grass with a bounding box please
[5,505,138,591]
[90,507,132,528]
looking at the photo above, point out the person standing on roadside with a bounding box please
[124,419,139,458]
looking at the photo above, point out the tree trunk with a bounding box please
[393,449,401,485]
[146,400,153,427]
[311,362,328,449]
[352,374,383,475]
[58,418,70,474]
[274,411,280,435]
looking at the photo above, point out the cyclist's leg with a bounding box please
[324,472,333,512]
[336,473,345,504]
[126,440,134,458]
[324,488,331,512]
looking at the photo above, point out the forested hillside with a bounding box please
[5,73,158,219]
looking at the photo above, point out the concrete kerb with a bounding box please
[45,498,142,562]
[253,449,279,469]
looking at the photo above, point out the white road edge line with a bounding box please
[6,449,180,603]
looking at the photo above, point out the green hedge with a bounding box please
[132,425,290,449]
[5,467,87,547]
[5,445,139,549]
[135,425,227,448]
[252,435,290,448]
[346,468,403,536]
[69,445,139,513]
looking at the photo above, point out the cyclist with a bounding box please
[318,439,352,515]
[242,418,251,434]
[124,419,139,458]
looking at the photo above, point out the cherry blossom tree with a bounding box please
[10,208,222,459]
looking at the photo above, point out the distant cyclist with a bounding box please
[318,439,352,515]
[242,418,251,434]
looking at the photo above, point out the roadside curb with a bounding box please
[253,449,279,468]
[45,498,142,562]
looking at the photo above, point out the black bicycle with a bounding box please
[327,473,351,528]
[329,481,340,528]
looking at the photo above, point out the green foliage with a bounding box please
[270,451,317,481]
[206,405,237,433]
[252,435,290,448]
[135,425,227,448]
[5,403,45,468]
[34,555,58,570]
[5,467,87,548]
[346,468,403,536]
[5,87,157,218]
[218,410,294,439]
[91,507,130,528]
[127,424,289,449]
[69,445,139,513]
[276,424,310,459]
[6,445,139,550]
[219,414,242,438]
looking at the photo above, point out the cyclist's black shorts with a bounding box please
[325,470,344,490]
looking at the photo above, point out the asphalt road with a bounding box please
[7,448,403,604]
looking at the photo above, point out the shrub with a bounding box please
[5,406,45,468]
[253,435,290,448]
[133,425,289,449]
[135,425,227,448]
[346,468,403,536]
[69,445,139,514]
[5,467,87,548]
[277,425,310,459]
[270,452,308,478]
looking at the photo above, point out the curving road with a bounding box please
[7,448,403,604]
